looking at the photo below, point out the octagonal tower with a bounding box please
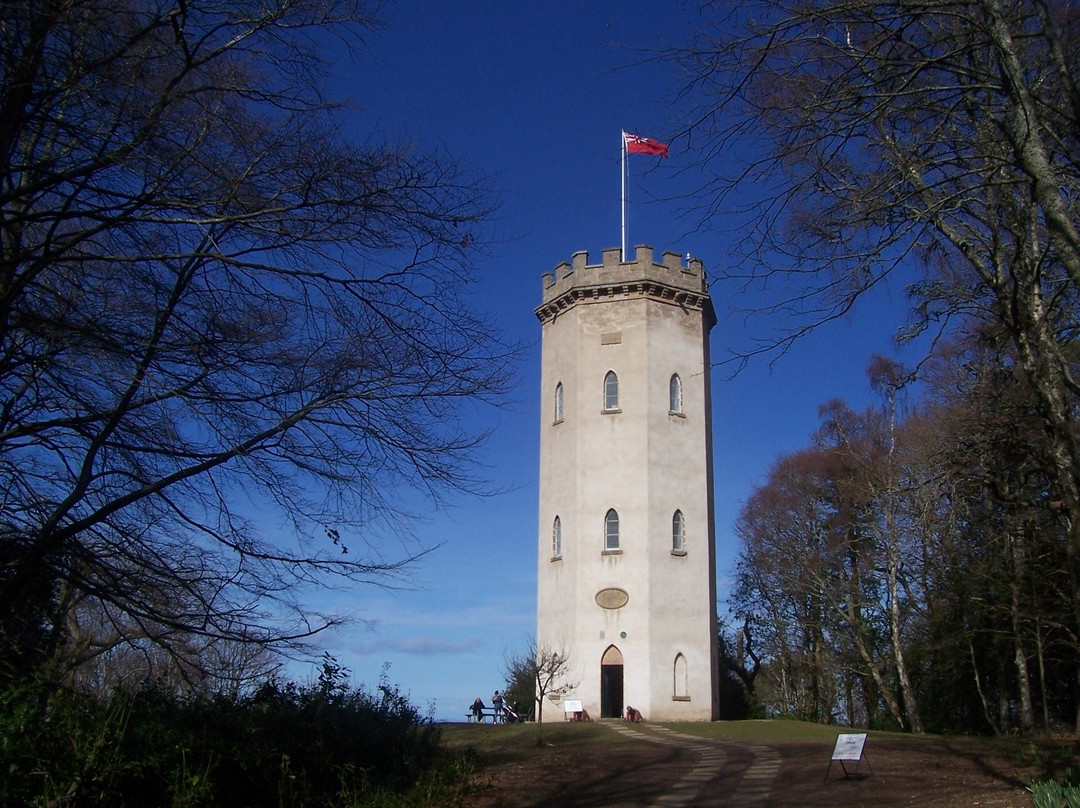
[535,245,718,722]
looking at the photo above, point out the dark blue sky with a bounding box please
[305,0,919,719]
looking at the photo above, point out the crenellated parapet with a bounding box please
[535,245,714,326]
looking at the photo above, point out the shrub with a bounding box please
[0,659,466,807]
[1028,768,1080,808]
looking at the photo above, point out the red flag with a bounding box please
[624,132,669,157]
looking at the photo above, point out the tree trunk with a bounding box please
[889,549,923,732]
[1034,618,1051,737]
[1075,660,1080,737]
[884,385,923,732]
[970,636,1001,736]
[996,646,1011,731]
[844,603,906,730]
[885,470,922,730]
[844,674,855,728]
[1007,530,1036,734]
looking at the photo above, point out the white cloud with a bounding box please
[352,635,477,656]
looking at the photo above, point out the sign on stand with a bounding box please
[825,733,873,782]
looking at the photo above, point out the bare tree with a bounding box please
[736,400,929,730]
[733,335,1079,734]
[734,447,843,724]
[672,0,1080,731]
[715,617,761,720]
[0,0,511,683]
[916,335,1074,735]
[505,637,575,745]
[60,590,281,697]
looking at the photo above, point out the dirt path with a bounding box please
[467,720,1041,807]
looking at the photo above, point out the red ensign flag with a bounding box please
[623,132,669,157]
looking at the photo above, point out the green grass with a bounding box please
[647,719,877,744]
[440,718,855,756]
[606,718,1062,750]
[442,717,1034,750]
[442,721,640,754]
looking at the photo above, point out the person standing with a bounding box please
[492,690,504,723]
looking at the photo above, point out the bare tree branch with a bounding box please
[0,0,512,682]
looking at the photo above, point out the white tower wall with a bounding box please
[536,245,718,722]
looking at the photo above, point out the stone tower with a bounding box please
[535,245,718,722]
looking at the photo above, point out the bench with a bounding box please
[466,708,502,723]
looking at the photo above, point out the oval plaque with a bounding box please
[595,588,629,610]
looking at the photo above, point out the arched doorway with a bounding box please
[600,645,624,718]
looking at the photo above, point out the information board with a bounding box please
[831,733,867,761]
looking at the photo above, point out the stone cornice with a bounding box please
[535,279,714,326]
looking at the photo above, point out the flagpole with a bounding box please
[621,131,669,261]
[621,131,627,261]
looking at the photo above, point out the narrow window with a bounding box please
[669,374,683,414]
[554,382,564,422]
[674,653,688,699]
[603,371,619,411]
[552,516,562,558]
[604,509,620,551]
[672,510,685,553]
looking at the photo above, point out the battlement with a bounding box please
[536,245,713,325]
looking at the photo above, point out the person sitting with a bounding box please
[625,705,644,722]
[471,697,485,722]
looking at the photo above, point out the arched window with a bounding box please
[554,382,564,422]
[603,371,619,411]
[604,509,620,551]
[673,653,688,699]
[669,374,683,414]
[552,515,562,558]
[672,510,685,553]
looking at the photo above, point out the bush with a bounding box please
[0,659,468,807]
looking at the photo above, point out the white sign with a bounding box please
[831,733,867,761]
[563,699,583,713]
